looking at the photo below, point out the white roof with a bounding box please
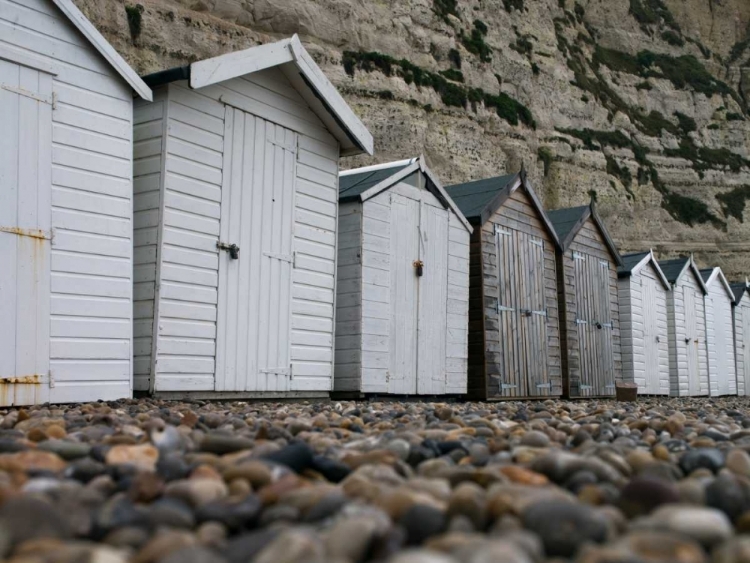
[51,0,152,100]
[188,36,373,156]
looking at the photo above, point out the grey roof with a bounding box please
[700,268,713,283]
[339,163,412,202]
[731,283,748,304]
[445,174,518,221]
[659,257,690,284]
[547,205,589,245]
[618,252,649,276]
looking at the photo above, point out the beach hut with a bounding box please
[660,256,709,396]
[0,0,151,405]
[617,251,670,395]
[134,36,373,397]
[701,267,737,396]
[333,157,471,396]
[732,282,750,396]
[547,203,623,397]
[444,172,562,399]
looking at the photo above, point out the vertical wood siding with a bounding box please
[619,263,669,394]
[152,70,339,393]
[667,269,707,396]
[1,0,136,402]
[477,188,560,399]
[333,201,362,390]
[706,281,737,396]
[558,218,621,397]
[132,94,165,391]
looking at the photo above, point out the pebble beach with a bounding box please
[2,398,750,563]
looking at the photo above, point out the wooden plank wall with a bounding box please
[733,297,748,396]
[333,201,363,390]
[132,93,165,392]
[446,212,470,394]
[706,282,737,396]
[466,226,486,399]
[559,217,622,397]
[479,188,561,398]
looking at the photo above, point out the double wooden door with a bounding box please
[495,227,550,397]
[573,252,615,396]
[388,192,449,394]
[215,108,296,392]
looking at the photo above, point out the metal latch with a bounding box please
[217,241,239,259]
[521,309,532,317]
[413,260,424,277]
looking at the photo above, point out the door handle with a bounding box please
[218,241,240,259]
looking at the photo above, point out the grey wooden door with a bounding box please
[496,228,549,397]
[684,285,701,395]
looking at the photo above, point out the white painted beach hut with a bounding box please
[660,256,709,397]
[701,267,737,396]
[0,0,151,406]
[334,157,472,395]
[731,282,750,396]
[617,251,671,395]
[134,36,373,397]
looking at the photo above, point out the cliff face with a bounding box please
[76,0,750,278]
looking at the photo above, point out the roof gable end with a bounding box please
[51,0,151,100]
[701,267,735,300]
[548,203,622,265]
[184,36,372,155]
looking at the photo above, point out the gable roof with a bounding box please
[51,0,151,100]
[339,156,472,233]
[658,255,707,293]
[547,203,622,265]
[700,267,735,300]
[731,283,749,305]
[142,35,372,155]
[617,250,669,289]
[445,172,561,249]
[339,159,416,201]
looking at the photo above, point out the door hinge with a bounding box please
[497,304,514,313]
[501,384,518,390]
[575,318,587,325]
[579,384,593,390]
[532,309,547,317]
[1,83,56,108]
[495,225,511,236]
[49,370,55,388]
[536,383,551,389]
[530,239,544,248]
[601,322,613,328]
[259,367,291,376]
[573,252,585,260]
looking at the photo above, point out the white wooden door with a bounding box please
[642,275,661,394]
[388,193,420,394]
[683,285,701,396]
[416,202,449,394]
[215,108,296,392]
[742,306,750,396]
[713,295,732,395]
[0,59,52,404]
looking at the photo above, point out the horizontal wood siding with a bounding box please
[481,188,561,398]
[132,93,165,391]
[735,296,750,396]
[1,0,136,401]
[361,189,393,393]
[334,202,362,390]
[153,83,223,392]
[617,277,635,385]
[446,212,469,393]
[560,217,622,397]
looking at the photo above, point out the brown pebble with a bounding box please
[26,428,48,443]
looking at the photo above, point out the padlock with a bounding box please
[413,260,424,277]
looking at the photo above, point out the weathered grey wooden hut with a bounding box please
[617,251,670,395]
[135,36,373,398]
[732,282,750,396]
[445,172,562,399]
[660,256,708,396]
[0,0,152,405]
[334,157,471,396]
[700,267,737,396]
[547,204,623,398]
